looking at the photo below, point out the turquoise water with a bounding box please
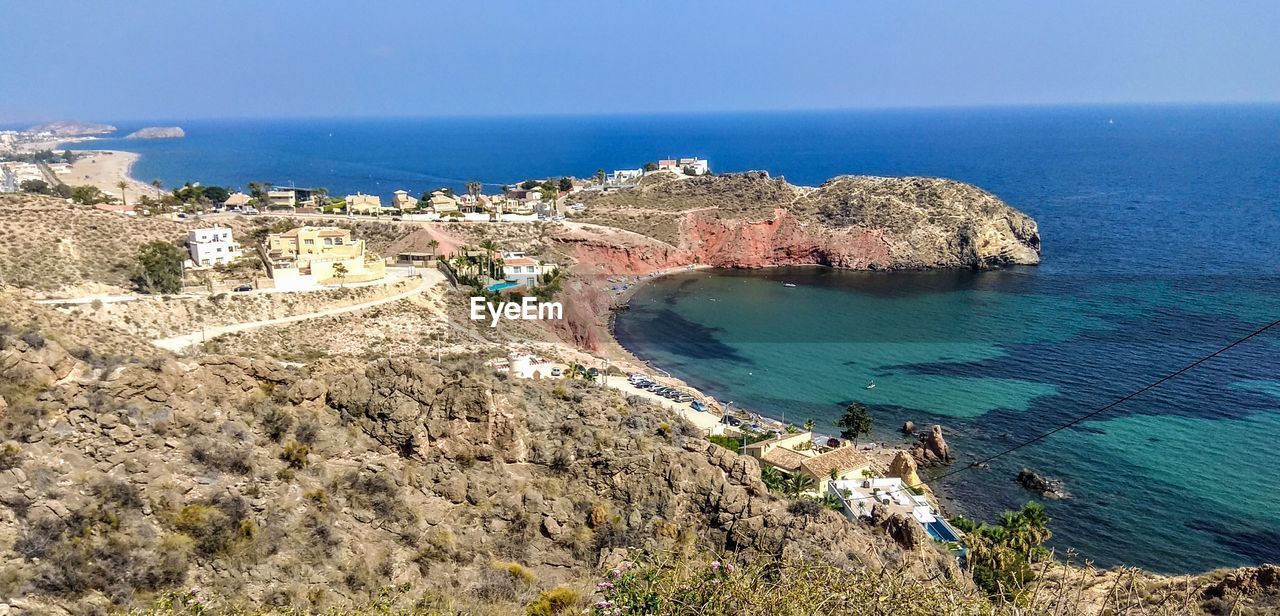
[616,268,1280,573]
[487,281,520,292]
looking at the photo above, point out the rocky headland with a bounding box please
[567,171,1040,274]
[125,126,186,140]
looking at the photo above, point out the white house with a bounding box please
[500,252,545,288]
[658,157,710,175]
[606,168,643,186]
[678,157,710,175]
[187,226,242,267]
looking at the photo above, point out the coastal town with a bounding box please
[0,121,972,556]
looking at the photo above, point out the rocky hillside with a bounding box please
[0,317,946,614]
[571,171,1040,272]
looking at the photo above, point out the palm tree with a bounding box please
[784,473,815,498]
[1018,502,1053,552]
[151,179,163,193]
[478,239,499,279]
[803,419,816,433]
[115,181,128,206]
[427,239,440,257]
[465,181,482,205]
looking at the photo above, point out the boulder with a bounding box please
[1016,468,1069,500]
[901,420,915,435]
[888,451,923,489]
[882,513,929,550]
[911,425,951,466]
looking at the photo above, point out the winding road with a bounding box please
[151,271,443,352]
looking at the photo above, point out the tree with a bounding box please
[151,179,164,191]
[557,177,573,192]
[478,239,500,279]
[520,179,540,190]
[71,185,109,205]
[133,241,186,294]
[427,239,440,256]
[465,181,482,201]
[115,181,129,206]
[331,262,348,287]
[643,161,658,172]
[594,169,605,185]
[202,186,230,204]
[837,402,873,448]
[803,419,816,433]
[18,179,50,195]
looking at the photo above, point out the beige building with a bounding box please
[392,190,417,212]
[746,431,871,488]
[260,226,385,289]
[428,190,459,213]
[347,193,382,215]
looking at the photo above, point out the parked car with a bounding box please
[690,401,707,412]
[242,207,259,215]
[551,367,562,376]
[725,416,742,427]
[233,284,253,292]
[587,367,600,377]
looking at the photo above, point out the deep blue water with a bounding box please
[65,106,1280,572]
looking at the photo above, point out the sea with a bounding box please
[60,106,1280,573]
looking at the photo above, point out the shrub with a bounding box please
[0,442,21,470]
[280,441,310,469]
[190,438,253,475]
[171,496,255,557]
[527,586,581,616]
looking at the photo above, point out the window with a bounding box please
[324,238,332,245]
[334,238,344,245]
[304,239,315,245]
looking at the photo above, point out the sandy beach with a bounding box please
[63,149,164,201]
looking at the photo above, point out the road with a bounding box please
[151,271,442,352]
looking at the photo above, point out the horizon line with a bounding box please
[5,99,1279,128]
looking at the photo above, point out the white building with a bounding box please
[678,157,710,175]
[658,157,710,176]
[606,168,643,186]
[187,226,242,267]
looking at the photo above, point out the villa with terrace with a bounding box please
[745,431,872,487]
[829,476,964,545]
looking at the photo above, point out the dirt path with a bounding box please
[151,271,442,352]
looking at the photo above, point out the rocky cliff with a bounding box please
[569,171,1040,273]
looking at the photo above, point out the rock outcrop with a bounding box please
[1016,468,1070,500]
[889,450,923,489]
[911,424,952,466]
[124,126,185,139]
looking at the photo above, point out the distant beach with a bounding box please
[63,149,163,201]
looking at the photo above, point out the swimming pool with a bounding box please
[926,520,961,543]
[486,281,520,292]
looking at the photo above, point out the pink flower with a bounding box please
[710,561,721,569]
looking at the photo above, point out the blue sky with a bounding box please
[3,0,1278,123]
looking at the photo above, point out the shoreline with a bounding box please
[593,263,959,507]
[62,149,164,201]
